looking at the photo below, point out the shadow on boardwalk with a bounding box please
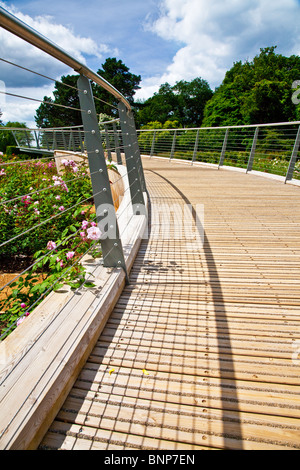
[149,170,243,449]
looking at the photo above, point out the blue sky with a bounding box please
[1,0,300,126]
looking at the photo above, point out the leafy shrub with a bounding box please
[0,155,117,338]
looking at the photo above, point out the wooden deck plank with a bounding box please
[39,157,300,450]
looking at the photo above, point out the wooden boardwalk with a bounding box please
[39,158,300,450]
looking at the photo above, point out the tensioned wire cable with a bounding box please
[0,155,57,166]
[0,166,95,206]
[0,139,128,162]
[0,57,119,110]
[0,163,131,206]
[0,185,105,248]
[0,185,136,340]
[0,251,125,444]
[0,90,84,113]
[0,166,135,292]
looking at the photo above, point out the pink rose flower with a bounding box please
[66,251,75,260]
[17,317,25,326]
[47,241,57,251]
[87,226,102,240]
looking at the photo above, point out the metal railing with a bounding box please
[0,6,147,338]
[137,122,300,182]
[0,120,123,156]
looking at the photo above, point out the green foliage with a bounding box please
[138,120,181,154]
[202,47,300,126]
[93,58,141,116]
[136,78,213,128]
[0,122,28,153]
[35,58,141,126]
[35,75,82,128]
[0,221,100,338]
[0,154,107,338]
[0,157,93,258]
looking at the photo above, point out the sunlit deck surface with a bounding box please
[40,157,300,450]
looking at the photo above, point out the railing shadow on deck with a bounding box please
[149,170,243,449]
[38,189,153,450]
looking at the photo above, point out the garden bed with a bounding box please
[0,152,126,338]
[0,158,148,449]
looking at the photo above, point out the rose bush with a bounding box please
[0,154,117,338]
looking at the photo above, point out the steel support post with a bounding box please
[33,130,40,150]
[118,102,146,204]
[11,130,20,147]
[79,129,85,153]
[285,125,300,182]
[150,131,156,158]
[52,131,57,151]
[77,75,128,279]
[61,130,67,151]
[113,121,122,164]
[170,130,177,161]
[192,129,200,165]
[247,127,259,173]
[44,132,50,151]
[219,128,229,168]
[104,124,112,161]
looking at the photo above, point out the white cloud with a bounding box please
[137,0,300,98]
[0,2,114,125]
[1,84,55,127]
[0,2,109,67]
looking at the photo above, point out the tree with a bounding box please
[135,78,213,128]
[135,83,179,127]
[35,75,82,128]
[0,121,28,153]
[35,58,141,127]
[202,47,300,126]
[93,58,141,116]
[173,78,214,126]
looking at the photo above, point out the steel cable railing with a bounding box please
[0,135,138,339]
[0,7,147,340]
[137,122,300,181]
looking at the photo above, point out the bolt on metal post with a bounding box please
[77,75,128,281]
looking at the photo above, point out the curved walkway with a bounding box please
[40,157,300,450]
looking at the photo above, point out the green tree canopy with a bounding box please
[0,121,28,153]
[136,78,213,128]
[202,47,300,126]
[93,58,141,115]
[35,75,82,128]
[35,58,141,127]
